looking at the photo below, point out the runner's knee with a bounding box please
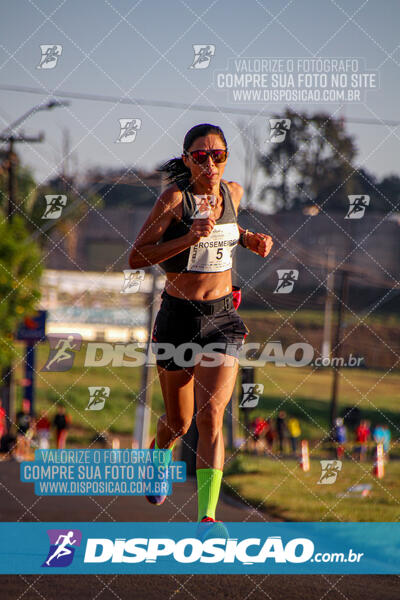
[166,415,192,438]
[196,404,224,438]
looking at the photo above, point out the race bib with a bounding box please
[187,223,239,272]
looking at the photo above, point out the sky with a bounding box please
[0,0,399,199]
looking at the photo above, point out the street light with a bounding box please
[0,99,70,137]
[0,99,70,220]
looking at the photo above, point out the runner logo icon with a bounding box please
[268,119,291,143]
[345,195,370,219]
[116,119,142,143]
[318,460,342,484]
[41,334,82,372]
[121,269,145,293]
[240,383,264,408]
[37,45,62,69]
[86,386,110,411]
[42,195,67,219]
[192,194,216,219]
[274,270,299,294]
[42,529,82,567]
[189,45,215,69]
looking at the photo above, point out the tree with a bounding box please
[375,175,400,213]
[0,215,43,370]
[258,109,359,213]
[0,157,42,430]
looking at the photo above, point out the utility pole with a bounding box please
[321,247,335,362]
[62,128,69,180]
[133,173,164,449]
[133,269,160,448]
[0,99,68,433]
[225,377,238,451]
[0,134,44,221]
[330,270,349,431]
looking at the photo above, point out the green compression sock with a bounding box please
[154,438,175,467]
[196,468,223,521]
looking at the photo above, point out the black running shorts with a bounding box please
[151,290,249,371]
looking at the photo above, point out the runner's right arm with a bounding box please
[129,186,215,268]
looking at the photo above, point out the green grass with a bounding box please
[223,454,400,522]
[12,341,165,444]
[11,341,400,454]
[11,338,400,521]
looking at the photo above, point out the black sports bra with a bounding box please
[159,179,239,273]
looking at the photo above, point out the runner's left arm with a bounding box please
[229,181,274,259]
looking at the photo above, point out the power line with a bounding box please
[0,84,399,127]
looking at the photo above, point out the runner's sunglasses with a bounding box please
[184,149,228,164]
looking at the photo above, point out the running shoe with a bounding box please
[197,516,229,541]
[145,438,168,506]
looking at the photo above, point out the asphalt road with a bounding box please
[0,459,398,600]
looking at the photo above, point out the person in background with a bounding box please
[0,399,16,456]
[264,418,275,454]
[287,416,301,455]
[0,399,6,445]
[15,399,32,460]
[372,423,390,465]
[276,411,287,454]
[36,413,51,450]
[372,423,384,447]
[249,416,267,455]
[381,425,391,459]
[53,404,71,449]
[334,417,347,460]
[354,419,370,462]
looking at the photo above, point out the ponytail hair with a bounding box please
[158,156,191,187]
[158,123,228,187]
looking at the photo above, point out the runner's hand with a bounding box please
[187,216,216,243]
[247,233,273,257]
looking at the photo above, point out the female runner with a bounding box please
[129,123,273,525]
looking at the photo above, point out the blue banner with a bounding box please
[0,523,398,574]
